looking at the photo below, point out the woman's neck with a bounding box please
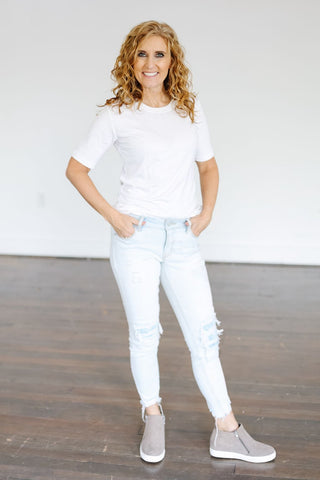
[141,89,171,108]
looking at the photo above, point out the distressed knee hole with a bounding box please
[130,322,163,351]
[200,316,223,358]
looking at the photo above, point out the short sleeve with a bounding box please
[71,107,117,169]
[194,99,215,162]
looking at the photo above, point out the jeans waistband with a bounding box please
[130,213,191,230]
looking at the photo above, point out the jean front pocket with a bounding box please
[114,215,147,243]
[185,218,199,239]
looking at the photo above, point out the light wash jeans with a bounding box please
[110,214,232,419]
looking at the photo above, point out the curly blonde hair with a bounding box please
[99,20,196,122]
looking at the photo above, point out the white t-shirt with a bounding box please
[71,99,214,218]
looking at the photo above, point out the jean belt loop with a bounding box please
[185,217,191,233]
[137,216,144,232]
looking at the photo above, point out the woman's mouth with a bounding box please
[143,72,159,77]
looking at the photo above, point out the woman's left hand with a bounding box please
[187,212,212,237]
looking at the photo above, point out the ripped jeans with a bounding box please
[110,214,232,418]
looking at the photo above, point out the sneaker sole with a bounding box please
[210,447,276,463]
[140,447,165,463]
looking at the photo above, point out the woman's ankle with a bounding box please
[145,403,161,415]
[216,411,239,432]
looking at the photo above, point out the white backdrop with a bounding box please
[1,0,319,264]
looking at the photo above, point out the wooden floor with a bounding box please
[0,256,319,480]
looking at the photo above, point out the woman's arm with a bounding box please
[65,157,139,237]
[190,157,219,236]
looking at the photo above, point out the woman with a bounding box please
[66,20,276,464]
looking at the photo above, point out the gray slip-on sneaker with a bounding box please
[140,414,165,463]
[210,424,276,463]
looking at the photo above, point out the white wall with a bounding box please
[1,0,319,264]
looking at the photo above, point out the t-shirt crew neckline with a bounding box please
[140,101,173,113]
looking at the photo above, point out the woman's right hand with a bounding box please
[65,158,143,238]
[109,210,142,238]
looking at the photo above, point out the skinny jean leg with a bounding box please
[160,224,232,419]
[110,225,163,408]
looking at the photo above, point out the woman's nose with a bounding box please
[145,56,155,69]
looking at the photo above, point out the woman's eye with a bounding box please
[137,52,165,58]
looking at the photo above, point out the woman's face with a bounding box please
[133,35,171,93]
